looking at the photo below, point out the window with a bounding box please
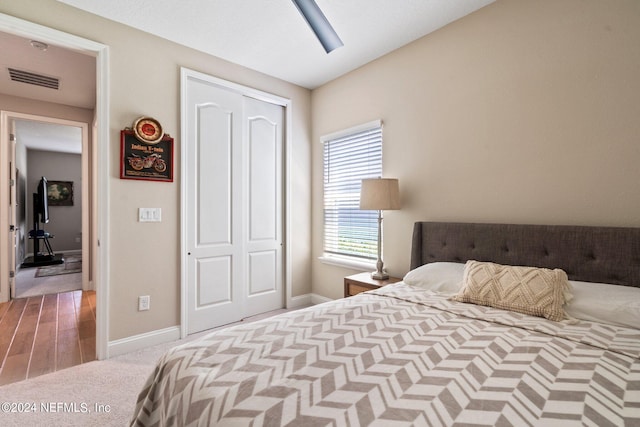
[322,120,382,264]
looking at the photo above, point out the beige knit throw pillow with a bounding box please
[450,260,571,321]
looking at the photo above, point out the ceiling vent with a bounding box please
[8,68,59,90]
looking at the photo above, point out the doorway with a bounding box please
[0,12,109,361]
[0,106,95,387]
[11,116,90,300]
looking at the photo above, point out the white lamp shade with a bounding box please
[359,178,400,210]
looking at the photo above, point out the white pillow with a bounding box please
[565,281,640,329]
[402,262,465,295]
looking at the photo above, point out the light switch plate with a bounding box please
[139,208,162,222]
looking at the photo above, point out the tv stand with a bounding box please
[21,230,64,267]
[21,253,64,268]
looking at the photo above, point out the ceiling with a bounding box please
[0,31,96,109]
[57,0,495,89]
[2,1,494,153]
[0,31,93,154]
[14,119,82,154]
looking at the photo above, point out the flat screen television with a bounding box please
[21,175,63,267]
[36,176,49,224]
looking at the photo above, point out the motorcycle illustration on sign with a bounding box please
[128,153,167,173]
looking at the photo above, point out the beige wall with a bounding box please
[0,94,94,125]
[311,0,640,299]
[0,1,312,341]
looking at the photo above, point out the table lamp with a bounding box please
[359,178,400,279]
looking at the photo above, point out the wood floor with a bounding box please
[0,290,96,386]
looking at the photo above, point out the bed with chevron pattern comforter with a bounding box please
[131,284,640,426]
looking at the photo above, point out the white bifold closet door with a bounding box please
[184,73,284,334]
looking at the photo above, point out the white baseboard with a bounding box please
[108,295,335,358]
[107,326,181,358]
[62,249,82,256]
[82,280,95,292]
[288,293,312,308]
[311,293,333,305]
[288,293,334,308]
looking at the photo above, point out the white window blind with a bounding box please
[323,122,382,260]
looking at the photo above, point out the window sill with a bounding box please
[319,255,375,272]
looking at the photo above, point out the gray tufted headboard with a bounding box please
[410,222,640,288]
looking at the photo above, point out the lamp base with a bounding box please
[371,270,389,280]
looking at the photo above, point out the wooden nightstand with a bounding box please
[344,272,402,297]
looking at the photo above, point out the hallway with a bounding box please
[0,290,95,385]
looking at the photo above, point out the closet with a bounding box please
[182,69,285,334]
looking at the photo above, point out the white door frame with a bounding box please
[0,13,110,360]
[180,67,293,338]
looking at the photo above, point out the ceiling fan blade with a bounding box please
[292,0,343,53]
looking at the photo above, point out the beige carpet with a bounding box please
[0,358,152,426]
[15,254,82,298]
[0,306,304,426]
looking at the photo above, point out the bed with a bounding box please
[131,222,640,426]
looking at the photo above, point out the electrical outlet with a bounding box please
[138,295,150,311]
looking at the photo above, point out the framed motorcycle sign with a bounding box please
[120,129,174,182]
